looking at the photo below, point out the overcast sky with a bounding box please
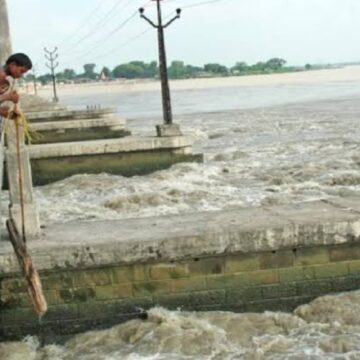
[7,0,360,74]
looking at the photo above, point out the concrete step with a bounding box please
[31,117,127,131]
[29,136,193,159]
[25,136,202,185]
[26,107,116,122]
[29,117,130,144]
[21,94,67,112]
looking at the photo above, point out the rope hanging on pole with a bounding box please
[5,111,48,316]
[15,116,26,243]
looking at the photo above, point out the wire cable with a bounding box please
[60,0,104,47]
[70,0,151,62]
[74,10,139,61]
[70,0,129,49]
[163,0,228,9]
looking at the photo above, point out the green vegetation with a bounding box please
[30,58,314,85]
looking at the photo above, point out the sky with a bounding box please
[6,0,360,74]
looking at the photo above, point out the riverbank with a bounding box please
[35,65,360,97]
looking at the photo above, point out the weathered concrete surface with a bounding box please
[0,198,360,274]
[29,117,130,144]
[26,108,115,122]
[21,94,67,113]
[29,150,202,186]
[156,123,183,137]
[29,136,193,159]
[30,117,127,132]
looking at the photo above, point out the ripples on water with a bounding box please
[2,291,360,359]
[1,97,358,226]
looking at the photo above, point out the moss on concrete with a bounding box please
[2,241,360,343]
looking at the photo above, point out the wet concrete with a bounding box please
[0,197,359,274]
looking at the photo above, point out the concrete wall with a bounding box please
[29,150,203,186]
[1,199,360,342]
[1,241,360,342]
[29,127,131,145]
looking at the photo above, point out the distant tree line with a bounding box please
[27,58,314,85]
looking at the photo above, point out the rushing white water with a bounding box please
[3,290,360,359]
[6,95,360,226]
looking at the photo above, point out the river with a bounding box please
[2,71,360,359]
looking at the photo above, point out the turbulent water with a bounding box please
[3,291,360,359]
[3,81,360,359]
[5,95,360,225]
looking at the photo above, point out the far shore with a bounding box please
[33,65,360,97]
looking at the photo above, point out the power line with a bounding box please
[60,0,226,69]
[62,0,147,60]
[69,0,129,50]
[82,26,152,64]
[60,0,104,47]
[164,0,227,9]
[70,0,151,61]
[67,3,177,67]
[74,10,139,61]
[183,0,226,9]
[44,47,59,102]
[70,1,175,64]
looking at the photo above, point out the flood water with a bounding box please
[27,80,360,225]
[2,76,360,359]
[2,291,360,359]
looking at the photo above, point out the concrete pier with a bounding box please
[26,108,115,122]
[28,135,202,185]
[18,107,202,185]
[29,135,193,159]
[1,198,360,341]
[29,117,129,144]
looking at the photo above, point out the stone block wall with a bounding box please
[1,241,360,342]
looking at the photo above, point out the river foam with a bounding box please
[3,291,360,359]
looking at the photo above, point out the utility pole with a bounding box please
[32,65,38,95]
[0,0,12,65]
[139,1,181,130]
[44,47,59,102]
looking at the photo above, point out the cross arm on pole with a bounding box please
[163,9,181,28]
[138,8,158,28]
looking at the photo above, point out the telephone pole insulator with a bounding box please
[44,47,59,103]
[139,0,181,126]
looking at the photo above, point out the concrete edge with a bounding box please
[31,118,127,131]
[28,136,194,159]
[26,108,116,121]
[1,198,360,274]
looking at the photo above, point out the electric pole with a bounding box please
[139,1,181,126]
[44,47,59,102]
[32,65,38,95]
